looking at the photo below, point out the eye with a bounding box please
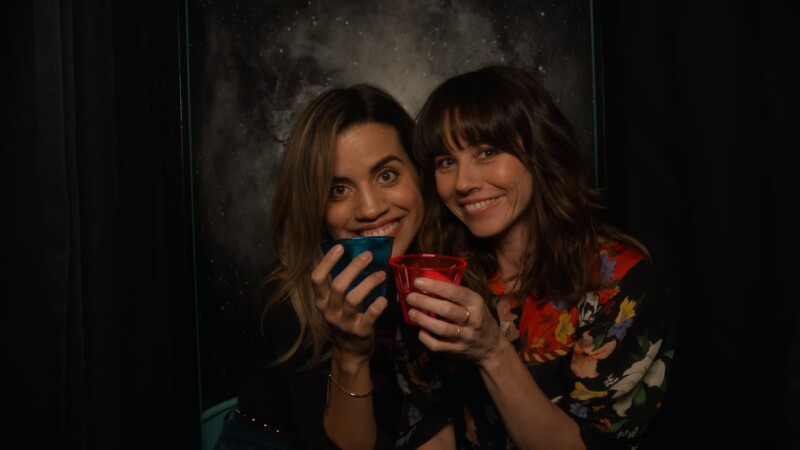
[477,147,500,160]
[329,184,350,200]
[376,168,399,184]
[434,156,455,169]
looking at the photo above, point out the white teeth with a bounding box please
[359,220,398,237]
[464,198,495,211]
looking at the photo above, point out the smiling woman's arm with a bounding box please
[325,346,380,450]
[407,281,585,449]
[408,256,673,449]
[478,336,586,449]
[314,246,393,450]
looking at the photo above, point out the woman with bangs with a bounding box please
[400,65,674,449]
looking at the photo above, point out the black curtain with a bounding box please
[3,1,798,450]
[599,1,798,449]
[2,1,200,449]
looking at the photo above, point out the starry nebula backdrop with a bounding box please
[188,0,596,408]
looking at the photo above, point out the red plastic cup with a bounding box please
[389,254,467,326]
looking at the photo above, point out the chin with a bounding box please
[391,235,413,257]
[391,243,408,257]
[465,224,500,239]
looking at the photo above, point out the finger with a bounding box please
[412,277,471,307]
[404,292,446,318]
[355,296,389,331]
[328,250,374,297]
[406,291,471,325]
[417,328,462,353]
[342,270,387,313]
[311,244,345,302]
[411,280,478,324]
[322,250,375,320]
[365,295,389,319]
[311,243,345,285]
[460,306,472,325]
[407,304,459,339]
[333,295,388,340]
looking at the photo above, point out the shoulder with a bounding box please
[597,238,649,285]
[585,239,670,330]
[580,243,671,355]
[597,239,667,301]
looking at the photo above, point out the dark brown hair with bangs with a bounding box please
[414,65,640,306]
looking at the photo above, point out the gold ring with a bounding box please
[462,307,471,324]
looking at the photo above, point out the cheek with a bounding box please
[518,173,534,204]
[389,180,423,210]
[435,173,462,218]
[324,204,349,239]
[387,194,423,256]
[434,172,452,199]
[500,162,533,198]
[497,162,525,180]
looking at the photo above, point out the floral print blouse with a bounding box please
[394,240,674,449]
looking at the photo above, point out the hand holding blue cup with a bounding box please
[321,236,394,312]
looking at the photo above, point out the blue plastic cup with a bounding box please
[321,236,394,312]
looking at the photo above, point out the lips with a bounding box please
[357,219,400,237]
[462,196,500,214]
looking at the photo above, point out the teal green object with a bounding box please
[321,236,393,312]
[201,396,239,450]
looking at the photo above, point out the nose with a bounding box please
[455,161,480,195]
[354,187,388,221]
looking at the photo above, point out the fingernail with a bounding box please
[359,251,372,260]
[413,278,427,288]
[331,244,344,255]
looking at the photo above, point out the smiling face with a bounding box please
[325,122,423,257]
[433,135,533,246]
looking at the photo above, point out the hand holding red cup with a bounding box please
[389,254,467,325]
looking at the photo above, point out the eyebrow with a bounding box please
[331,155,404,184]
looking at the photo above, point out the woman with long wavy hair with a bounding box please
[403,65,674,449]
[216,84,435,450]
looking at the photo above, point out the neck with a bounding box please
[493,220,528,287]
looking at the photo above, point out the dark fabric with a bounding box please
[393,319,453,449]
[598,1,799,449]
[231,291,399,450]
[3,1,199,449]
[236,300,330,448]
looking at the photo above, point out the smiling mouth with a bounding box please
[463,197,499,213]
[358,220,399,237]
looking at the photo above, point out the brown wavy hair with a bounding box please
[413,65,644,306]
[263,84,414,369]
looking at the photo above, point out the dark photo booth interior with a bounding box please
[4,1,797,450]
